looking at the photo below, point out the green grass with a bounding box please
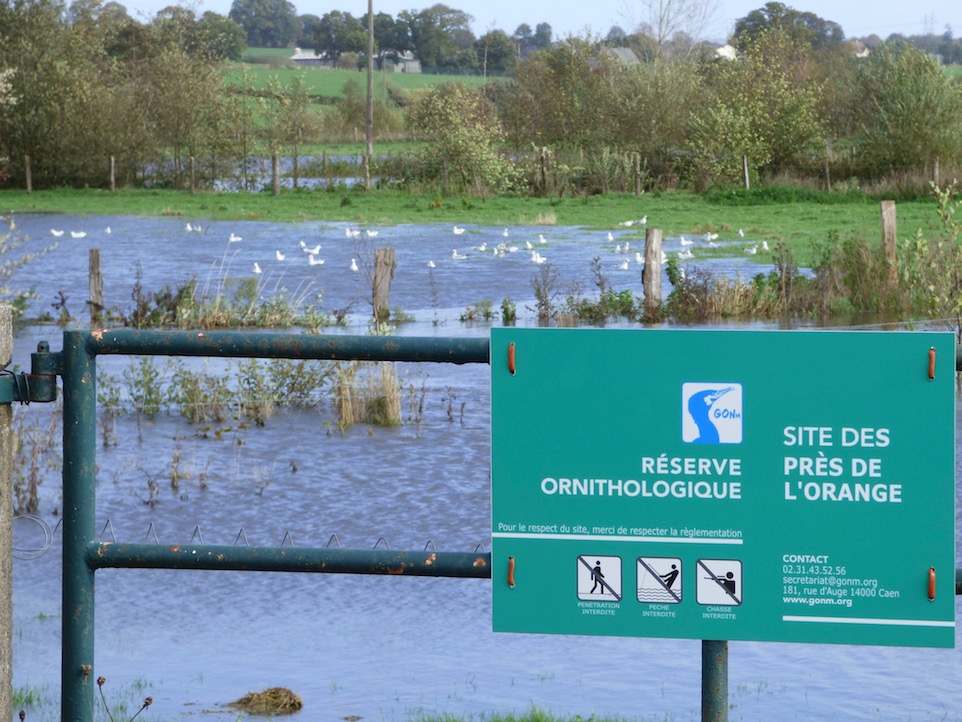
[2,186,942,268]
[226,52,493,104]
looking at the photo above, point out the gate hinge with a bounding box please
[0,341,60,405]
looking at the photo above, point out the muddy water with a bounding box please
[7,214,962,721]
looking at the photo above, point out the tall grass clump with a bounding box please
[125,262,334,330]
[333,361,402,429]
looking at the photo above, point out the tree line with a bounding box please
[1,0,961,195]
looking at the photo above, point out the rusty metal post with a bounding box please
[702,639,728,722]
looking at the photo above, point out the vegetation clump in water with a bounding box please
[227,686,303,715]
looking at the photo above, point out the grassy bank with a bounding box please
[1,187,941,267]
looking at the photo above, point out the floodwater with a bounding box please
[5,214,962,721]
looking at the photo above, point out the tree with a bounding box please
[502,37,621,150]
[368,12,411,70]
[314,11,365,64]
[848,42,962,172]
[295,13,320,48]
[533,22,552,50]
[408,82,514,196]
[228,0,296,48]
[513,23,533,56]
[689,29,826,186]
[198,11,247,61]
[475,30,515,76]
[733,2,844,51]
[402,4,474,71]
[629,0,720,58]
[606,26,628,46]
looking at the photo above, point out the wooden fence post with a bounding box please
[540,147,548,195]
[742,156,750,190]
[880,200,898,287]
[823,138,832,192]
[189,156,196,194]
[24,155,32,194]
[89,249,104,324]
[933,157,940,187]
[633,152,641,197]
[372,248,397,324]
[643,228,663,317]
[109,155,116,192]
[272,154,280,196]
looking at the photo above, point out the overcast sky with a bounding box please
[124,0,961,43]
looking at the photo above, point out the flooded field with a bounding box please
[5,214,962,721]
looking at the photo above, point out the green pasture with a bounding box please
[3,187,941,268]
[228,49,492,103]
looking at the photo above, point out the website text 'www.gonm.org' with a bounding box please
[783,596,853,608]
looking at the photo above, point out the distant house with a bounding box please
[290,47,422,73]
[290,48,330,68]
[383,52,422,74]
[606,47,640,66]
[715,44,737,61]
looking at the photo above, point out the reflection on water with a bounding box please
[7,214,962,721]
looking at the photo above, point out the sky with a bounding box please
[124,0,961,43]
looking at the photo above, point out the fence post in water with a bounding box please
[642,228,663,317]
[272,154,280,196]
[89,249,103,324]
[702,639,728,722]
[880,200,898,287]
[24,154,31,194]
[372,248,397,325]
[0,305,13,722]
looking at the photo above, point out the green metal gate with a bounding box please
[4,328,962,721]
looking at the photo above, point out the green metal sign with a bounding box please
[491,328,956,648]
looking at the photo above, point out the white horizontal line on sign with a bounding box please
[491,532,743,545]
[783,615,955,628]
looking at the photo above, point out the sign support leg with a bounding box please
[701,639,728,722]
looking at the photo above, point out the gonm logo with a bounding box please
[682,383,743,444]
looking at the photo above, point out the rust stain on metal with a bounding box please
[425,553,437,565]
[197,332,206,339]
[170,546,180,552]
[91,329,106,341]
[472,557,487,568]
